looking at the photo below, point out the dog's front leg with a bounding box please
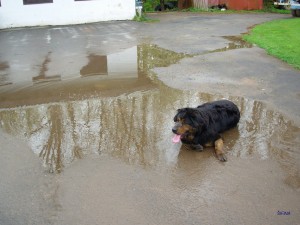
[191,144,204,151]
[214,138,227,162]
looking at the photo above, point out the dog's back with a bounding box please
[197,100,240,133]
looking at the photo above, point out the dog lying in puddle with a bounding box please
[172,100,240,161]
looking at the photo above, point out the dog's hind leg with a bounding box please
[214,138,227,162]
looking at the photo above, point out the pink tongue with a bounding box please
[172,134,181,143]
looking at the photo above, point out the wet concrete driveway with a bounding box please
[0,13,300,225]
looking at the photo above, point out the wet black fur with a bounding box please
[172,100,240,147]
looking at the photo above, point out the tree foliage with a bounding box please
[160,0,165,11]
[143,0,170,11]
[263,0,274,9]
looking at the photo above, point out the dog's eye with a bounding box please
[174,116,180,122]
[174,115,185,123]
[178,118,184,123]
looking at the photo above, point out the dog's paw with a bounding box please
[217,153,227,162]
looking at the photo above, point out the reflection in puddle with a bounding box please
[80,54,108,76]
[33,52,61,84]
[0,44,299,187]
[0,44,188,172]
[80,47,139,77]
[0,61,11,86]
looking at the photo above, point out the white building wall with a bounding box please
[0,0,136,29]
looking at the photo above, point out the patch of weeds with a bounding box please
[181,7,209,12]
[133,13,159,22]
[181,7,252,13]
[181,6,290,14]
[261,5,290,14]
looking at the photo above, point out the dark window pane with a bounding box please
[23,0,53,5]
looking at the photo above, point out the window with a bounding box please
[23,0,53,5]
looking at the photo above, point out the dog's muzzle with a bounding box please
[172,122,182,134]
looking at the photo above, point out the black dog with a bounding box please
[172,100,240,161]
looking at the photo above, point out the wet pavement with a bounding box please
[1,13,300,225]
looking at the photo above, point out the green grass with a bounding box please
[243,18,300,69]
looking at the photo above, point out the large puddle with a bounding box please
[0,44,299,190]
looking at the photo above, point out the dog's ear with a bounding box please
[173,115,178,122]
[186,109,200,127]
[186,108,208,129]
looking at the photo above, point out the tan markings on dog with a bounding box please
[204,142,214,147]
[214,138,224,153]
[214,138,227,161]
[176,124,194,135]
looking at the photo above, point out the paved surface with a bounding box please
[144,13,300,122]
[1,12,300,225]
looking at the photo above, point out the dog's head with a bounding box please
[172,108,206,143]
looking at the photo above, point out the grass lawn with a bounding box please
[243,18,300,70]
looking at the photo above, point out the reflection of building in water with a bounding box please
[0,44,186,108]
[108,46,138,77]
[80,55,108,76]
[80,46,138,78]
[0,61,11,86]
[32,52,61,83]
[0,44,187,172]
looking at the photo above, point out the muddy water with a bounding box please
[1,44,300,224]
[207,36,253,54]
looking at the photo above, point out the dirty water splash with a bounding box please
[0,44,299,188]
[222,35,252,50]
[206,35,252,54]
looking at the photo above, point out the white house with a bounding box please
[0,0,136,29]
